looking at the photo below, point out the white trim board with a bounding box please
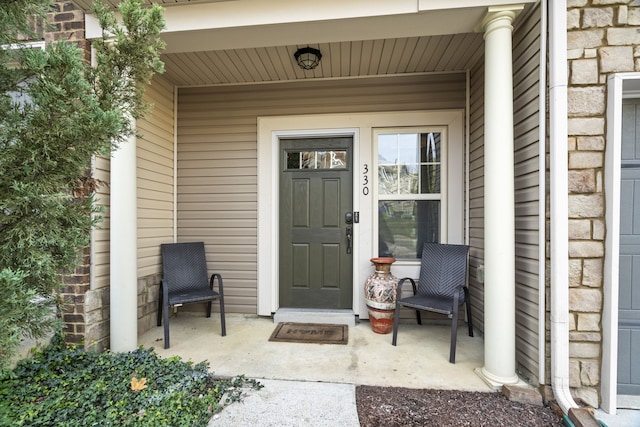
[257,110,464,317]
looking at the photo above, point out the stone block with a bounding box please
[568,117,605,136]
[568,9,581,30]
[569,151,604,169]
[571,59,599,84]
[569,288,602,312]
[568,0,588,7]
[569,342,600,358]
[569,170,596,193]
[569,313,577,331]
[570,259,583,287]
[568,87,606,116]
[85,321,109,345]
[85,308,102,325]
[568,194,604,218]
[580,361,600,386]
[577,313,600,331]
[569,219,592,239]
[570,360,582,387]
[600,46,634,73]
[617,5,628,25]
[502,384,543,407]
[570,332,602,342]
[629,8,640,25]
[608,27,640,45]
[569,48,585,60]
[84,289,102,312]
[577,136,604,151]
[584,48,598,59]
[583,8,613,28]
[583,259,603,287]
[568,30,604,50]
[592,219,604,240]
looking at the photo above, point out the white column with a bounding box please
[476,5,523,388]
[110,128,138,352]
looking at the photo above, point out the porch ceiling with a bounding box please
[160,34,484,87]
[79,1,533,87]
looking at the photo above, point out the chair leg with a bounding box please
[206,301,212,318]
[464,287,473,337]
[219,296,226,337]
[449,318,458,364]
[157,284,163,327]
[449,302,460,364]
[391,303,402,346]
[163,307,170,349]
[162,287,171,349]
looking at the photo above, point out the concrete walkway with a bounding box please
[208,379,359,426]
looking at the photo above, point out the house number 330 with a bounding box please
[362,164,369,196]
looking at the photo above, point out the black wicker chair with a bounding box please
[391,243,472,363]
[158,242,226,349]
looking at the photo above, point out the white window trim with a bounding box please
[373,127,448,264]
[603,72,640,414]
[257,110,464,317]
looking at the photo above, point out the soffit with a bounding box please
[160,34,484,87]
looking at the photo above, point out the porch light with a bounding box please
[294,46,322,70]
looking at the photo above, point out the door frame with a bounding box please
[257,110,464,317]
[603,72,640,413]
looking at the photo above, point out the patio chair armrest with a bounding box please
[209,273,224,294]
[398,277,417,296]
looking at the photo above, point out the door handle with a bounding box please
[346,225,352,254]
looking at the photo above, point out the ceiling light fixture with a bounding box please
[294,46,322,70]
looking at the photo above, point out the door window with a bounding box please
[376,130,444,259]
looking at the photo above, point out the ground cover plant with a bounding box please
[0,335,262,426]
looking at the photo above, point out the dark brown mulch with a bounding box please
[356,385,565,427]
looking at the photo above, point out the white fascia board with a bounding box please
[87,0,417,39]
[418,0,534,11]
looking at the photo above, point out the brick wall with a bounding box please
[564,0,640,407]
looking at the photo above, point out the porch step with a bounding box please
[273,308,356,327]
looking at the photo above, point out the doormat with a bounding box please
[268,322,348,345]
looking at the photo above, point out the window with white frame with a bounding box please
[376,128,445,260]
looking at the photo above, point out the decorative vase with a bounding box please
[364,257,398,334]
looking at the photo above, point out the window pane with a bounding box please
[378,200,440,259]
[378,165,398,195]
[286,150,348,170]
[420,164,440,193]
[378,135,397,164]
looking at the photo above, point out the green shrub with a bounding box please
[0,335,262,426]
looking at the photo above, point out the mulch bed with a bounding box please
[356,385,564,426]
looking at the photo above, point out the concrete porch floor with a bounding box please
[138,312,491,391]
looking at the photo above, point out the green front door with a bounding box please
[279,137,353,309]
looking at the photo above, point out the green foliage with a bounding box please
[0,336,263,426]
[0,0,165,370]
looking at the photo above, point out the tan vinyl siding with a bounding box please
[92,75,175,288]
[468,58,485,333]
[93,157,110,289]
[137,76,176,278]
[177,73,467,314]
[512,4,542,384]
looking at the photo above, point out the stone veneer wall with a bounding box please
[564,0,640,407]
